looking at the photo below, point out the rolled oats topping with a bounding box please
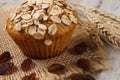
[9,0,78,44]
[48,24,57,35]
[69,14,77,24]
[43,15,49,21]
[66,4,74,10]
[32,10,44,19]
[42,3,50,9]
[21,19,32,23]
[50,5,63,15]
[20,6,34,12]
[33,6,39,10]
[54,1,63,6]
[28,0,36,5]
[34,32,45,40]
[44,38,53,46]
[35,0,43,4]
[22,24,29,28]
[64,9,73,14]
[43,0,53,4]
[50,16,61,23]
[21,19,33,27]
[61,15,71,25]
[13,23,21,31]
[37,28,46,35]
[14,12,23,21]
[38,24,47,30]
[34,19,40,25]
[21,14,32,20]
[28,26,37,35]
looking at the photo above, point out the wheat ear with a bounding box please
[71,3,120,49]
[81,8,120,49]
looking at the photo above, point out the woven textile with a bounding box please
[0,6,108,80]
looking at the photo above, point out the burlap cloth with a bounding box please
[0,6,108,80]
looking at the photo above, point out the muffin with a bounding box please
[6,0,78,58]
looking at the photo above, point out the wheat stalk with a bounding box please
[96,22,120,48]
[84,11,120,49]
[71,2,120,49]
[79,6,120,32]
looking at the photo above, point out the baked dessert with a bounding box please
[6,0,78,58]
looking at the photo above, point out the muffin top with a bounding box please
[7,0,78,45]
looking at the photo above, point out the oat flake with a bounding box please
[13,23,21,31]
[50,16,61,23]
[50,5,63,15]
[61,15,71,25]
[44,38,52,46]
[34,32,44,40]
[48,24,57,35]
[69,14,77,24]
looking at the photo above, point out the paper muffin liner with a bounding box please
[7,27,75,59]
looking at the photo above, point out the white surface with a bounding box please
[97,45,120,80]
[0,0,120,80]
[70,0,120,16]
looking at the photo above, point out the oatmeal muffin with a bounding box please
[6,0,78,58]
